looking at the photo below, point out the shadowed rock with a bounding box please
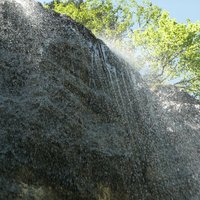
[0,0,199,199]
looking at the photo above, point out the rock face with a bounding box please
[0,0,200,199]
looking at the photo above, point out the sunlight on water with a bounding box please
[12,0,42,25]
[100,38,147,69]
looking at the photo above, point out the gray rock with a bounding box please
[0,0,199,199]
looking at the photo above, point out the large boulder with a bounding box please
[0,0,199,199]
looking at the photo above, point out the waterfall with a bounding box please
[0,0,200,199]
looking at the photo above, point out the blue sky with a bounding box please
[149,0,200,22]
[37,0,200,23]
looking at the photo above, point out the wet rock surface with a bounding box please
[0,0,200,199]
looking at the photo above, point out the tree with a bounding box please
[133,10,200,98]
[45,0,135,41]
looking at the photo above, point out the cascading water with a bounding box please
[5,0,43,25]
[0,0,200,199]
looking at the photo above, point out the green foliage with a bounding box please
[134,0,162,29]
[44,0,200,99]
[47,0,135,40]
[133,10,200,98]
